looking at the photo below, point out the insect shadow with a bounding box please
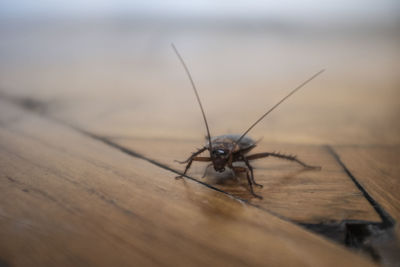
[172,44,324,199]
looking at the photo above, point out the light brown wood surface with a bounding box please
[333,146,400,229]
[111,137,381,223]
[0,17,399,267]
[0,99,377,267]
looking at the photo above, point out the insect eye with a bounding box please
[217,149,226,155]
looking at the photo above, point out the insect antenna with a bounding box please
[172,43,213,151]
[231,69,325,153]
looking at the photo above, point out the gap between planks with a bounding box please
[325,146,395,228]
[0,95,382,264]
[0,92,390,225]
[2,92,398,265]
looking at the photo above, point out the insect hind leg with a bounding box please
[247,152,321,169]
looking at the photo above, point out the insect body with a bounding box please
[208,134,255,173]
[172,44,324,199]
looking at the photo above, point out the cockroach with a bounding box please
[172,44,324,199]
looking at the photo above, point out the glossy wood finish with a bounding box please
[0,100,377,266]
[1,17,399,266]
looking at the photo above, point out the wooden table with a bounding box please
[0,18,399,266]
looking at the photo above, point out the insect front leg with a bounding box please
[243,157,263,188]
[247,152,321,169]
[175,147,209,178]
[202,163,213,178]
[232,166,263,199]
[175,146,207,164]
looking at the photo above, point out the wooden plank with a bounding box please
[110,137,381,224]
[0,100,377,266]
[332,145,400,229]
[331,146,400,266]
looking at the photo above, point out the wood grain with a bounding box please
[0,100,377,266]
[331,145,400,266]
[110,137,381,224]
[332,145,400,227]
[0,18,398,266]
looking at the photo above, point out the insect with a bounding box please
[172,44,324,199]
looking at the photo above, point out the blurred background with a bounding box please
[0,0,399,145]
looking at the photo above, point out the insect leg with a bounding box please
[243,157,263,188]
[175,146,207,164]
[247,152,321,169]
[176,156,211,179]
[202,163,213,178]
[233,166,263,199]
[175,147,208,178]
